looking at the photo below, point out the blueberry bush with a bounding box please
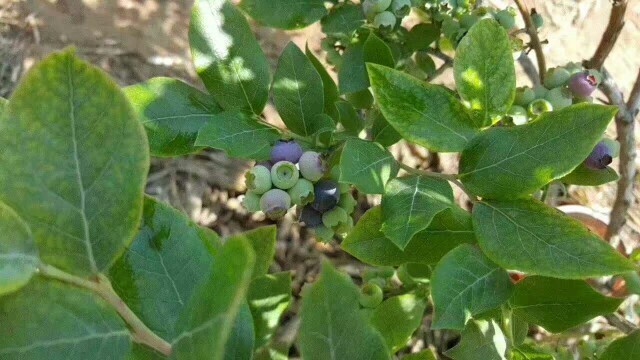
[1,0,639,359]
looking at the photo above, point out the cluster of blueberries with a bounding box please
[242,140,357,242]
[362,0,412,30]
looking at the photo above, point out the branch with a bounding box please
[425,48,453,65]
[427,63,452,82]
[585,0,628,70]
[38,263,173,356]
[605,313,638,334]
[513,0,546,83]
[517,52,541,86]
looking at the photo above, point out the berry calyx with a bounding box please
[568,72,598,98]
[270,140,303,164]
[359,283,384,308]
[584,140,614,170]
[528,98,553,117]
[390,0,411,17]
[271,161,300,190]
[245,165,272,194]
[260,189,291,220]
[288,178,315,206]
[300,206,323,227]
[299,151,325,182]
[322,206,348,228]
[311,180,340,212]
[373,11,396,30]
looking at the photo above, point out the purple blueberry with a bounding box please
[299,151,325,182]
[568,72,598,97]
[270,140,303,164]
[311,180,340,212]
[299,206,323,227]
[584,140,613,170]
[260,189,291,220]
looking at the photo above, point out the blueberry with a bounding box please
[270,140,303,164]
[544,87,573,110]
[373,11,396,30]
[242,191,261,212]
[533,85,548,99]
[528,98,553,117]
[584,140,614,170]
[362,0,377,21]
[495,9,516,30]
[299,151,326,182]
[271,161,300,190]
[299,206,323,227]
[531,11,544,29]
[544,67,571,89]
[260,189,291,220]
[359,283,383,308]
[245,165,272,194]
[508,105,528,126]
[288,178,315,207]
[311,180,340,212]
[367,0,392,12]
[568,72,598,98]
[391,0,411,17]
[514,87,535,106]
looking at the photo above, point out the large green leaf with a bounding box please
[342,206,476,266]
[227,225,277,279]
[0,97,6,112]
[370,293,427,352]
[368,64,479,152]
[0,278,131,359]
[454,19,515,127]
[431,244,513,330]
[512,345,554,360]
[189,0,270,114]
[363,33,394,69]
[381,175,454,250]
[224,303,255,360]
[248,272,292,348]
[444,319,507,360]
[339,43,368,94]
[561,163,619,186]
[0,49,148,276]
[459,104,618,199]
[240,0,326,29]
[402,350,437,360]
[473,199,635,279]
[171,237,255,359]
[335,100,363,135]
[371,108,402,147]
[195,111,280,161]
[299,261,391,360]
[509,276,623,333]
[339,139,398,194]
[109,196,221,343]
[272,43,325,137]
[320,3,363,35]
[0,202,39,295]
[124,77,221,157]
[600,330,640,360]
[306,45,340,121]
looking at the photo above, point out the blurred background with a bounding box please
[1,0,639,356]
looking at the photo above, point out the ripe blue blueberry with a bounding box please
[245,165,272,194]
[373,11,396,30]
[568,72,598,98]
[299,151,325,182]
[271,161,300,190]
[299,206,323,227]
[288,178,315,206]
[270,140,303,164]
[584,140,614,170]
[311,180,340,212]
[260,189,291,220]
[242,191,261,212]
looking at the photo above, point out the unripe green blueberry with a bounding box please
[601,138,620,158]
[563,62,583,76]
[514,87,535,106]
[366,277,387,289]
[288,178,315,207]
[313,224,335,242]
[322,206,348,228]
[391,0,411,17]
[338,192,357,214]
[334,216,354,235]
[544,87,573,110]
[299,151,325,182]
[533,85,548,99]
[368,0,392,12]
[531,12,544,29]
[544,67,571,89]
[245,165,272,194]
[362,0,378,21]
[359,283,384,308]
[242,191,261,212]
[260,189,291,220]
[508,105,528,126]
[271,161,299,190]
[528,98,553,117]
[495,9,516,30]
[373,11,396,30]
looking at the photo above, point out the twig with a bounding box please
[585,0,628,70]
[604,313,638,334]
[425,48,453,65]
[38,263,173,356]
[517,52,541,86]
[398,162,477,201]
[513,0,546,83]
[427,63,452,82]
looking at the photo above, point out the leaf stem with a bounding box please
[38,263,172,356]
[501,305,514,359]
[398,162,477,201]
[257,117,311,143]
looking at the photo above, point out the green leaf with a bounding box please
[599,330,640,360]
[335,100,363,135]
[0,49,148,276]
[512,345,554,360]
[371,108,402,147]
[124,77,221,157]
[109,196,221,343]
[339,43,368,94]
[407,23,440,51]
[189,0,270,114]
[370,293,427,352]
[306,45,340,122]
[381,175,454,250]
[299,261,391,360]
[224,303,255,360]
[0,97,6,112]
[228,225,277,279]
[454,19,515,127]
[561,163,619,186]
[321,3,364,35]
[342,206,476,266]
[402,350,437,360]
[363,32,395,69]
[172,237,255,359]
[248,272,292,348]
[368,64,479,152]
[0,277,131,359]
[459,104,618,199]
[472,199,635,279]
[339,139,398,194]
[445,320,507,360]
[0,202,39,295]
[509,276,623,333]
[195,111,280,160]
[240,0,326,29]
[431,244,513,330]
[273,42,325,136]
